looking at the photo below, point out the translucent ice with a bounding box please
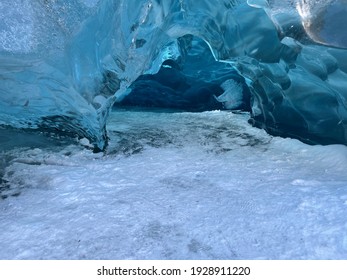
[1,0,347,150]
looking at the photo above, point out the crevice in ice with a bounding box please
[115,37,251,112]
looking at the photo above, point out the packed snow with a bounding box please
[1,109,347,259]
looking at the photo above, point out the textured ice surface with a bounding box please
[1,0,347,149]
[117,37,250,111]
[1,110,347,259]
[2,0,347,261]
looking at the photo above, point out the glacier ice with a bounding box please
[1,110,347,259]
[216,79,245,110]
[117,37,250,111]
[1,0,347,150]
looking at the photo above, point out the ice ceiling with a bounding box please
[1,0,347,151]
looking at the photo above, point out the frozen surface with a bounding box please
[1,0,347,261]
[1,110,347,259]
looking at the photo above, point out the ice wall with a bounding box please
[241,0,347,144]
[1,0,347,150]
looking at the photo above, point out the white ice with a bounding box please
[1,110,347,259]
[215,79,244,109]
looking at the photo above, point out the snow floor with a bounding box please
[1,109,347,259]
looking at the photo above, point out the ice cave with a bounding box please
[1,0,347,260]
[1,0,347,151]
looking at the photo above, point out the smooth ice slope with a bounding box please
[1,0,347,149]
[1,110,347,259]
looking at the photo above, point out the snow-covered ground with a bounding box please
[1,109,347,259]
